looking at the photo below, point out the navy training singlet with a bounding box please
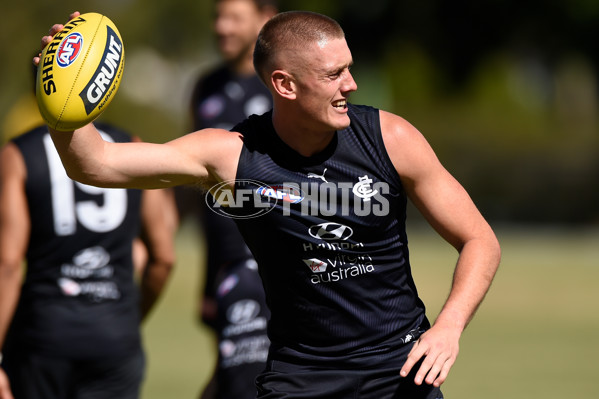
[6,124,143,360]
[229,104,429,366]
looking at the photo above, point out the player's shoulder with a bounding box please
[378,109,441,179]
[379,109,423,142]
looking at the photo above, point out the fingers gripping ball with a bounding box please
[36,13,125,131]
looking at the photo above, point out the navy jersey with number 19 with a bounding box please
[6,123,143,360]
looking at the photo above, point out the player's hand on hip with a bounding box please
[399,324,460,387]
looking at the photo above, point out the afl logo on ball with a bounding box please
[57,33,84,68]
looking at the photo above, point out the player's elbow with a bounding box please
[63,167,90,185]
[0,257,24,280]
[484,225,501,260]
[64,163,114,188]
[456,224,502,271]
[477,228,502,275]
[156,253,176,272]
[148,247,176,275]
[64,169,99,187]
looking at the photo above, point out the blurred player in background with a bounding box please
[0,101,177,398]
[178,1,277,398]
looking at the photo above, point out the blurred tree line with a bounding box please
[1,0,598,225]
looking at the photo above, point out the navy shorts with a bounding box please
[256,363,443,399]
[256,343,444,399]
[3,349,145,399]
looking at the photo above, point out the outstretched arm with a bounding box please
[35,15,243,191]
[48,123,212,189]
[380,110,501,387]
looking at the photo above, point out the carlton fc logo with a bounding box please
[57,32,83,68]
[308,222,353,241]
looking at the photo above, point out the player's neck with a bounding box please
[272,111,335,158]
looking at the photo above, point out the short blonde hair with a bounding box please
[253,11,345,83]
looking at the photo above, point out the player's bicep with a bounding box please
[407,167,484,250]
[97,129,227,189]
[380,111,485,249]
[153,128,242,189]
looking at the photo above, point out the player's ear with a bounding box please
[271,70,296,100]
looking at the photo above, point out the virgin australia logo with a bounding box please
[303,258,328,272]
[304,254,375,284]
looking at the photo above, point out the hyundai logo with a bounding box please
[308,223,353,241]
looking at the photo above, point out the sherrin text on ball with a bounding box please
[36,12,125,131]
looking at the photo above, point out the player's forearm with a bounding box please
[139,260,174,321]
[434,235,501,332]
[138,189,177,321]
[0,260,23,349]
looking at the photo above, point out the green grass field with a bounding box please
[141,222,599,398]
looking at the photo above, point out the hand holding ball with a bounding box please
[36,13,124,131]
